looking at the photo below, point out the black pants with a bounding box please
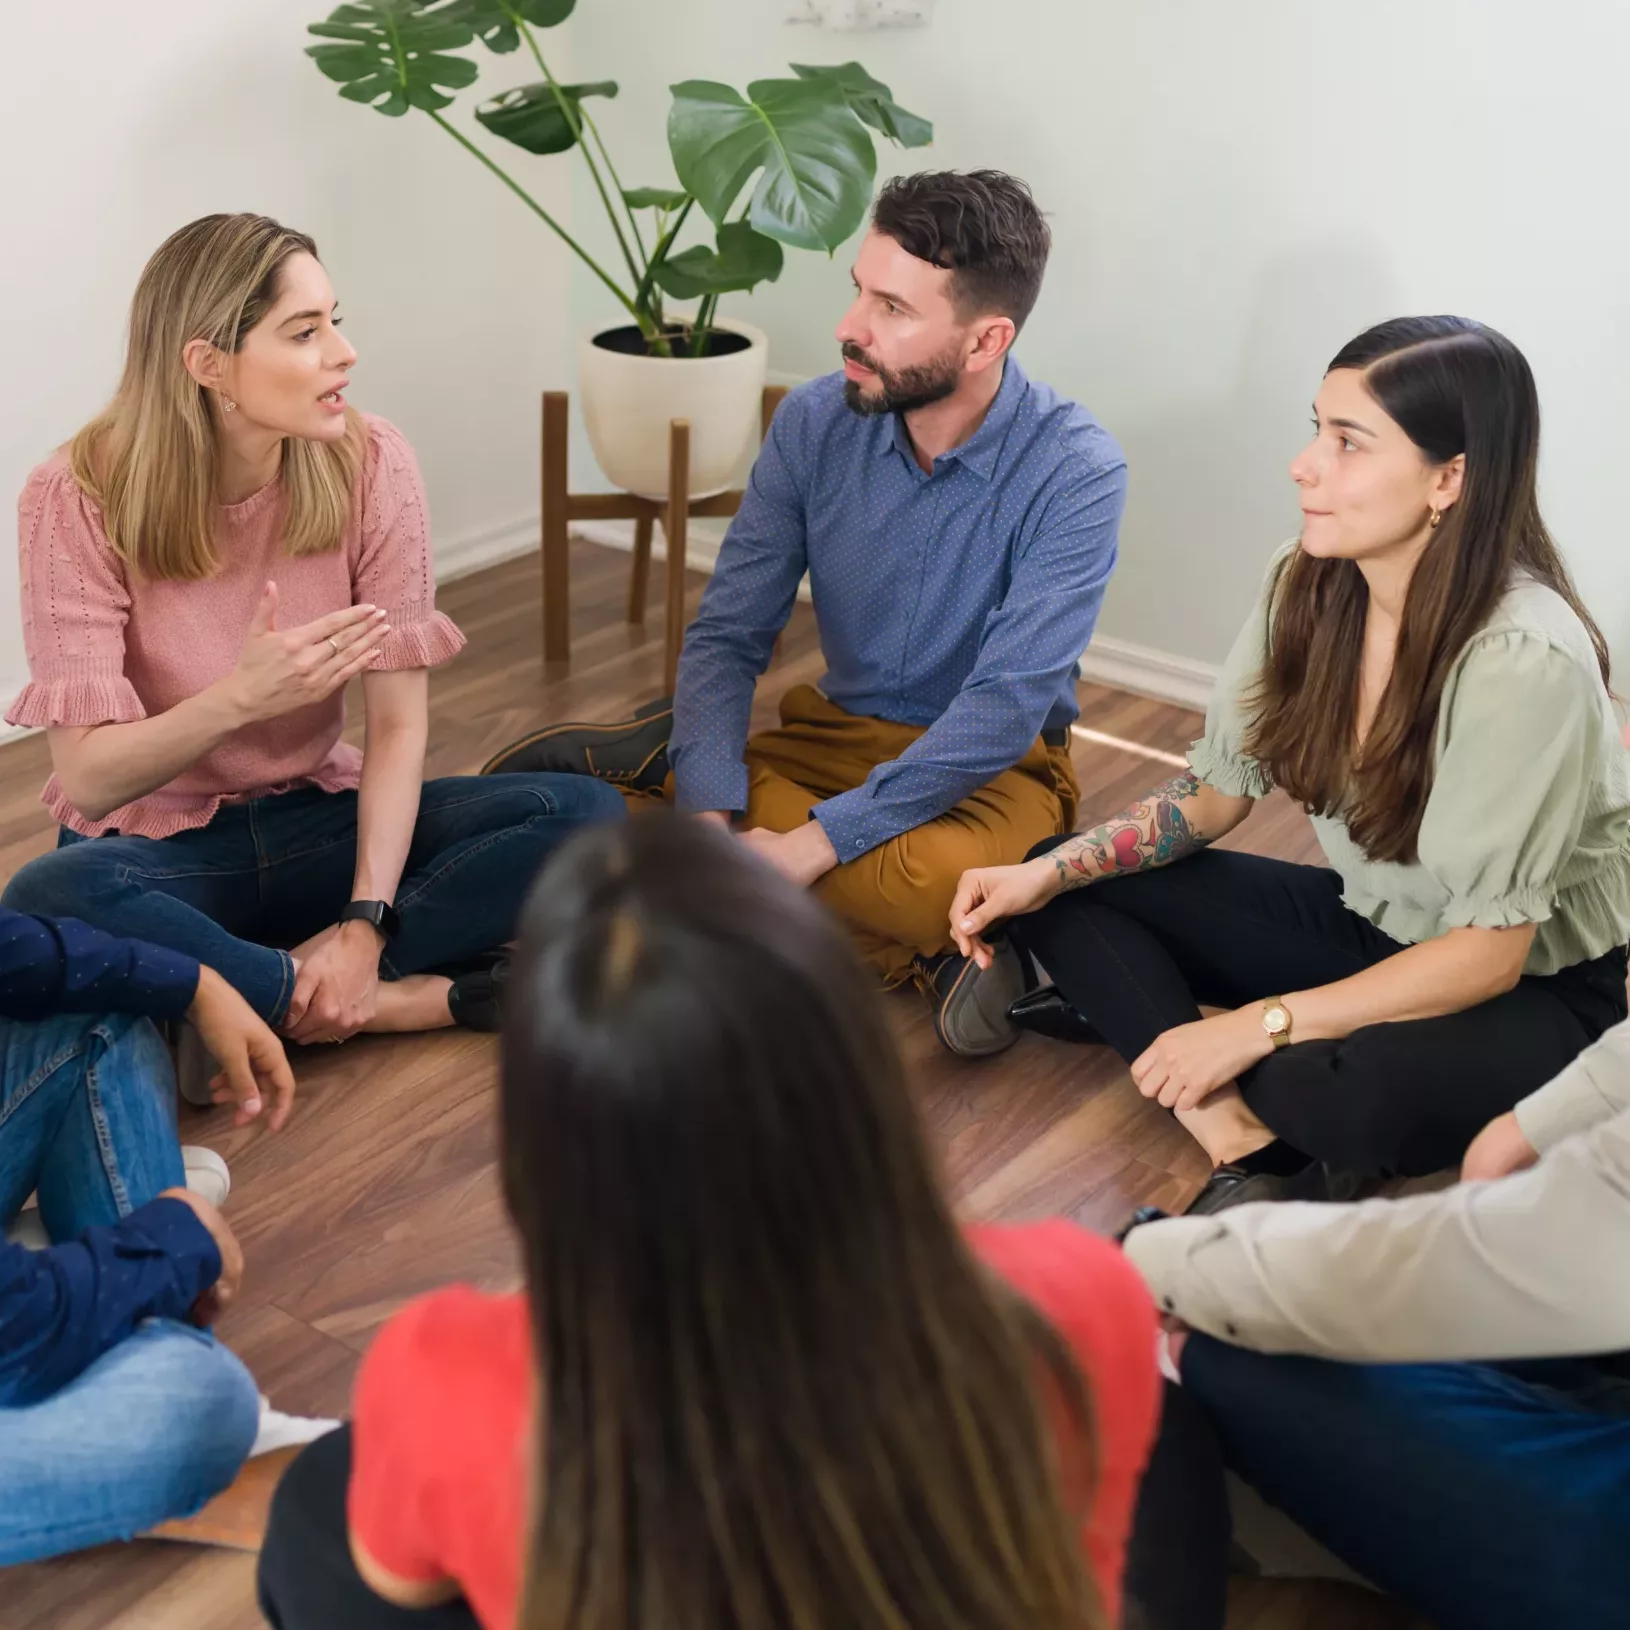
[1010,848,1628,1175]
[258,1427,479,1630]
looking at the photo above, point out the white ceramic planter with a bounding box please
[577,319,769,501]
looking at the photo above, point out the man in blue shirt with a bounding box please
[488,172,1125,1052]
[0,903,294,1562]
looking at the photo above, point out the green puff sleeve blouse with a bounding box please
[1190,542,1630,976]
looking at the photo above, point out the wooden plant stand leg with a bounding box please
[627,514,654,625]
[664,419,691,697]
[541,391,571,664]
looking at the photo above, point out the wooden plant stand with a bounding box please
[540,385,788,695]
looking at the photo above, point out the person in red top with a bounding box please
[257,814,1160,1630]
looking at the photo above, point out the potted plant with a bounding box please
[305,0,931,498]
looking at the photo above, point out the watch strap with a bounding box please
[339,899,400,941]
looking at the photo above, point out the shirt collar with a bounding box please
[875,356,1028,483]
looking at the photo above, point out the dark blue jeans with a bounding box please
[1175,1334,1630,1630]
[0,775,626,1023]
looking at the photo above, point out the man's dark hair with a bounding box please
[870,169,1051,332]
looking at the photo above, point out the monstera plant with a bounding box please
[304,0,932,359]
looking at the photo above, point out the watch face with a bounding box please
[1264,1006,1288,1032]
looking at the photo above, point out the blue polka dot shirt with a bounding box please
[670,358,1127,857]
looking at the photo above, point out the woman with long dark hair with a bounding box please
[256,815,1161,1630]
[950,316,1630,1214]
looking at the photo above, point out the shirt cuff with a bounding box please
[1513,1060,1619,1154]
[671,756,750,817]
[1122,1216,1248,1338]
[119,1196,224,1305]
[811,788,898,861]
[126,947,203,1021]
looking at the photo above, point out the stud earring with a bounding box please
[1428,507,1442,530]
[222,396,237,413]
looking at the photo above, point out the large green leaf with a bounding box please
[475,80,617,154]
[653,223,785,300]
[668,77,875,252]
[623,186,689,211]
[307,1,477,117]
[443,0,575,54]
[790,62,932,148]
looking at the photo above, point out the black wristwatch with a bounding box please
[339,899,400,942]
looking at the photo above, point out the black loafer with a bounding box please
[480,696,672,790]
[1183,1159,1330,1217]
[1006,986,1105,1046]
[448,957,509,1032]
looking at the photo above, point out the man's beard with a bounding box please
[841,342,962,417]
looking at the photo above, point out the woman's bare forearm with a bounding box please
[1285,925,1534,1044]
[48,685,246,821]
[351,670,428,906]
[1049,772,1252,892]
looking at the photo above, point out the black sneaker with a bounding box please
[920,942,1029,1058]
[448,957,508,1032]
[480,697,672,790]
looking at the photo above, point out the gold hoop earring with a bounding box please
[222,396,237,414]
[1428,508,1442,530]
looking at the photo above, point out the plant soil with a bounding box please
[593,324,753,359]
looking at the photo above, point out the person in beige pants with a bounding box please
[1120,1018,1630,1630]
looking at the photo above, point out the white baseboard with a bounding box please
[1077,634,1219,712]
[434,512,541,581]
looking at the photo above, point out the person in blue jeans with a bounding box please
[1119,1014,1630,1630]
[0,902,294,1564]
[2,212,625,1047]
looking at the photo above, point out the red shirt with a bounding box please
[349,1221,1161,1628]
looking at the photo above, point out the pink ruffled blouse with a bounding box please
[7,414,466,839]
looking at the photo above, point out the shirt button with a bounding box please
[1162,1297,1175,1312]
[1225,1323,1239,1338]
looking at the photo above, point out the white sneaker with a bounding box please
[182,1145,231,1208]
[3,1149,225,1249]
[251,1394,341,1458]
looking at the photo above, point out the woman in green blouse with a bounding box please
[947,315,1630,1215]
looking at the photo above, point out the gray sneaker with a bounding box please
[923,940,1029,1058]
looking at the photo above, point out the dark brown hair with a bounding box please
[872,169,1051,331]
[1245,315,1609,863]
[500,814,1104,1630]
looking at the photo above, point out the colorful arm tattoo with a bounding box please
[1051,771,1211,890]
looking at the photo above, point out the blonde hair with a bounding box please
[70,213,366,581]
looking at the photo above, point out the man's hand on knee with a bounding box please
[737,821,838,888]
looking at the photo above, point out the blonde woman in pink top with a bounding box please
[3,215,624,1050]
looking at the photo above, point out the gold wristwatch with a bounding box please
[1262,997,1293,1050]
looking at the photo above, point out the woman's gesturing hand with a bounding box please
[221,582,390,725]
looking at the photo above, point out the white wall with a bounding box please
[567,0,1630,672]
[1,4,577,711]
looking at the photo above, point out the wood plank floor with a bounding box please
[0,542,1427,1630]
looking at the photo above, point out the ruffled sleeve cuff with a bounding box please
[1440,885,1556,932]
[1187,734,1274,799]
[371,610,466,672]
[5,671,147,730]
